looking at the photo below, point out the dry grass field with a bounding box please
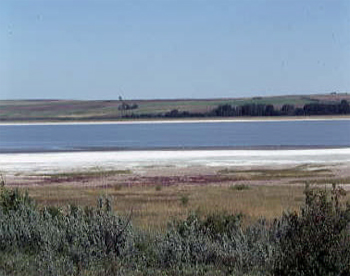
[11,164,350,231]
[24,184,305,231]
[3,163,350,275]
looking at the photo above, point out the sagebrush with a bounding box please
[0,183,349,275]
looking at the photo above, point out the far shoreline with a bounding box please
[1,145,350,154]
[1,115,350,126]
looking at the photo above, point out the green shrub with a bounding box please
[156,211,273,274]
[0,188,35,213]
[155,185,162,191]
[1,184,350,275]
[230,184,250,191]
[0,188,134,275]
[180,195,189,206]
[273,184,350,275]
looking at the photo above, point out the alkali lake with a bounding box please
[0,119,349,153]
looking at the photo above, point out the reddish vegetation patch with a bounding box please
[30,174,234,187]
[5,164,350,189]
[122,175,234,186]
[6,173,236,187]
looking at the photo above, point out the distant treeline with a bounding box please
[212,99,350,117]
[123,99,350,119]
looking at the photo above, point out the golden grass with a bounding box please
[9,164,350,231]
[36,169,131,181]
[20,183,321,231]
[218,166,334,181]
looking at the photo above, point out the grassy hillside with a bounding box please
[1,93,349,121]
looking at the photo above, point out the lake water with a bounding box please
[0,120,349,153]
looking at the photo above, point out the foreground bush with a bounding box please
[0,188,134,275]
[273,184,350,275]
[157,212,274,274]
[0,184,349,275]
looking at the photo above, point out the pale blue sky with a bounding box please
[1,0,349,100]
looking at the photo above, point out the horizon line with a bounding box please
[1,92,349,102]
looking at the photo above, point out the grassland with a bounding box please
[22,184,305,231]
[2,163,350,275]
[1,93,349,121]
[10,164,350,231]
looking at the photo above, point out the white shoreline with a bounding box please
[1,148,350,174]
[1,117,350,126]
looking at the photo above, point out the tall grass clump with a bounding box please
[230,184,250,191]
[180,194,189,206]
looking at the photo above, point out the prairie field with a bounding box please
[2,163,350,275]
[23,184,305,230]
[10,163,350,231]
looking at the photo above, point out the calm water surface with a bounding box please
[0,120,349,153]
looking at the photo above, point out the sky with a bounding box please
[0,0,349,100]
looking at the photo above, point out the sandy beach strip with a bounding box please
[1,116,350,126]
